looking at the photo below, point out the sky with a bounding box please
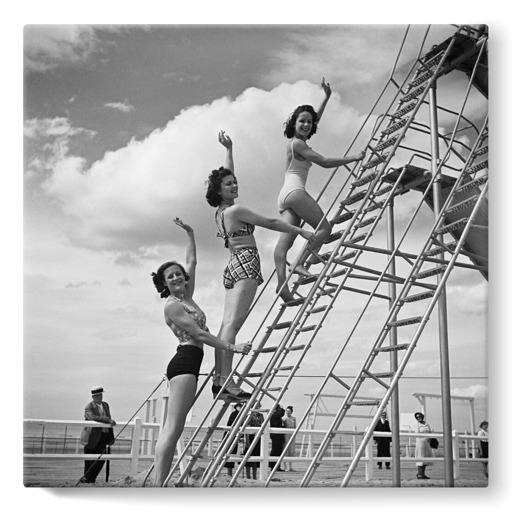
[10,2,512,508]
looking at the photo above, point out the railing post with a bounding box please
[452,430,460,479]
[260,424,270,481]
[130,417,142,476]
[365,427,373,481]
[352,426,357,457]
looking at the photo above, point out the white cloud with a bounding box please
[31,81,369,253]
[451,384,488,399]
[24,25,100,72]
[104,101,135,113]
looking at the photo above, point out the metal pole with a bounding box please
[429,82,455,486]
[386,195,401,486]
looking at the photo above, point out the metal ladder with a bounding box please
[196,30,471,487]
[157,25,488,487]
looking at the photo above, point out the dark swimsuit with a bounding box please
[165,297,207,381]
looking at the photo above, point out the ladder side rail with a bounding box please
[340,179,489,486]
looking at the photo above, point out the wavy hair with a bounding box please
[205,166,235,208]
[151,261,189,299]
[283,104,319,139]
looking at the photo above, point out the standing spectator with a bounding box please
[414,411,434,480]
[373,411,391,469]
[79,386,116,484]
[269,404,285,471]
[282,406,297,471]
[243,403,264,479]
[224,403,243,477]
[477,420,488,478]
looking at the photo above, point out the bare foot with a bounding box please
[291,265,311,278]
[276,284,295,303]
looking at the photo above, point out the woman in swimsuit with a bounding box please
[205,131,316,401]
[151,217,251,487]
[274,78,366,302]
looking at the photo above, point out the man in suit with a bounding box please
[269,404,285,471]
[373,411,391,469]
[79,386,116,484]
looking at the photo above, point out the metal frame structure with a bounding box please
[146,24,488,488]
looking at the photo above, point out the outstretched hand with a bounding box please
[321,77,332,98]
[218,130,232,150]
[174,217,193,234]
[234,342,251,355]
[355,150,366,162]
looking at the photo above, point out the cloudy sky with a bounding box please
[13,3,512,504]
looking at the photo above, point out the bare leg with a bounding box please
[153,375,197,487]
[285,189,332,269]
[273,190,331,301]
[273,209,301,302]
[216,278,259,394]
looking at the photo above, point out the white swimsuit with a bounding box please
[277,138,312,213]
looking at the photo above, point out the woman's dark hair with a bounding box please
[151,261,189,298]
[479,420,488,428]
[286,406,294,413]
[414,412,425,421]
[283,104,320,139]
[205,166,235,208]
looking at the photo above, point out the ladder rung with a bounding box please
[370,372,395,379]
[355,216,377,229]
[393,101,417,119]
[387,316,422,328]
[363,200,385,214]
[455,176,487,195]
[435,218,468,235]
[401,85,426,103]
[362,152,389,170]
[400,291,435,303]
[257,346,279,354]
[381,117,409,136]
[445,196,477,215]
[296,325,317,333]
[375,343,410,353]
[284,297,306,307]
[373,185,393,197]
[327,269,348,279]
[412,265,447,279]
[423,51,444,70]
[375,135,399,152]
[424,241,457,257]
[266,387,282,392]
[409,71,432,88]
[353,171,378,187]
[325,230,344,244]
[346,234,366,244]
[286,344,306,352]
[269,321,292,330]
[307,305,327,314]
[331,210,355,224]
[333,251,357,263]
[274,366,294,372]
[468,160,488,174]
[348,400,380,407]
[339,190,367,206]
[245,372,263,378]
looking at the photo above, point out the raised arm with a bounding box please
[164,300,251,355]
[174,218,197,297]
[218,130,234,173]
[293,138,365,169]
[316,77,332,122]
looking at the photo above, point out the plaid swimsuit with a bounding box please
[216,207,264,290]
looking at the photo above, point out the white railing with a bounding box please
[24,418,487,481]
